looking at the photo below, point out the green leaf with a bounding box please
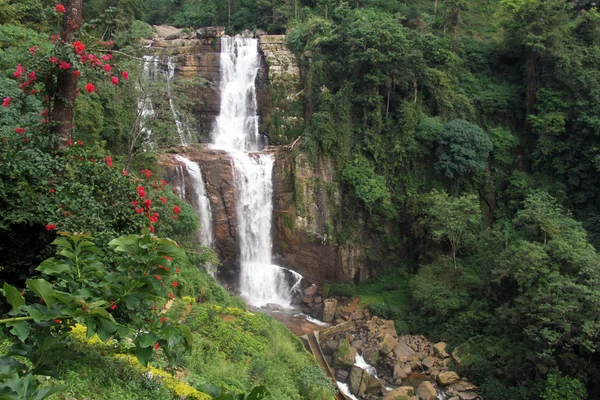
[0,357,26,380]
[117,326,129,338]
[53,291,72,305]
[178,324,194,349]
[2,283,25,310]
[51,238,72,250]
[33,385,67,400]
[135,344,153,367]
[56,249,76,261]
[6,321,30,342]
[198,384,221,397]
[36,258,72,276]
[139,332,157,348]
[246,386,270,400]
[213,394,236,400]
[90,307,114,321]
[26,279,55,308]
[96,318,118,342]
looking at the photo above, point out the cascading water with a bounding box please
[175,156,213,247]
[137,55,193,147]
[166,57,193,146]
[212,37,298,307]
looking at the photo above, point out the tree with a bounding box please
[422,189,482,269]
[435,119,493,180]
[50,0,83,149]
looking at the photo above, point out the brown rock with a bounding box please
[322,298,337,323]
[383,386,413,400]
[448,380,478,393]
[393,363,408,380]
[458,392,479,400]
[422,356,435,369]
[304,285,317,296]
[394,341,417,361]
[433,342,450,358]
[416,381,437,400]
[437,371,460,386]
[379,333,398,355]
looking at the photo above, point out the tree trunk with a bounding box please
[525,54,540,116]
[228,0,231,27]
[51,0,83,149]
[434,0,438,15]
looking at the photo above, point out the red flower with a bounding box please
[173,206,181,215]
[176,268,180,273]
[152,305,157,310]
[49,56,58,64]
[14,128,25,134]
[54,319,61,323]
[41,109,49,117]
[84,83,96,93]
[168,293,175,299]
[55,4,66,13]
[159,197,167,204]
[90,158,97,163]
[143,199,152,209]
[172,281,178,288]
[122,170,129,176]
[2,97,11,107]
[74,70,81,77]
[104,155,113,167]
[111,76,119,85]
[131,201,139,206]
[148,226,155,233]
[13,64,25,79]
[59,61,71,70]
[135,208,143,214]
[122,71,129,80]
[103,64,112,72]
[45,224,57,231]
[165,256,173,261]
[77,140,84,146]
[159,317,167,324]
[49,189,55,193]
[73,41,85,54]
[29,46,39,55]
[110,304,117,310]
[161,179,167,186]
[155,343,159,350]
[101,54,112,61]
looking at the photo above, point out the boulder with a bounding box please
[402,363,412,375]
[303,285,317,296]
[333,339,357,368]
[322,339,338,355]
[415,381,437,400]
[379,333,398,355]
[383,386,413,400]
[351,340,363,350]
[349,366,368,395]
[433,342,450,358]
[393,363,408,380]
[458,392,479,400]
[322,298,338,323]
[315,296,322,303]
[254,29,268,37]
[394,341,417,361]
[437,371,460,386]
[335,369,349,383]
[265,303,282,311]
[422,356,435,369]
[195,26,225,39]
[241,29,253,38]
[448,380,477,393]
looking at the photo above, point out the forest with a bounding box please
[1,0,600,399]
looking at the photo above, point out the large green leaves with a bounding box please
[1,283,25,310]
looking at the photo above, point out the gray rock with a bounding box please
[458,392,479,400]
[394,341,417,361]
[422,356,435,369]
[379,333,398,355]
[304,285,317,296]
[241,29,254,38]
[196,26,225,39]
[322,298,338,323]
[336,369,349,383]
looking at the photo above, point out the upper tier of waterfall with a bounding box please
[211,37,264,153]
[211,36,301,307]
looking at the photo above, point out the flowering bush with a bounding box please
[0,232,193,397]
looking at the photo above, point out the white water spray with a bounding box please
[175,156,213,248]
[212,37,298,307]
[166,57,193,146]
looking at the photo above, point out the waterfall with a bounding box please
[212,37,298,307]
[175,155,214,250]
[166,57,193,147]
[175,165,186,200]
[137,55,193,147]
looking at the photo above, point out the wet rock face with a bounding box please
[161,149,238,280]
